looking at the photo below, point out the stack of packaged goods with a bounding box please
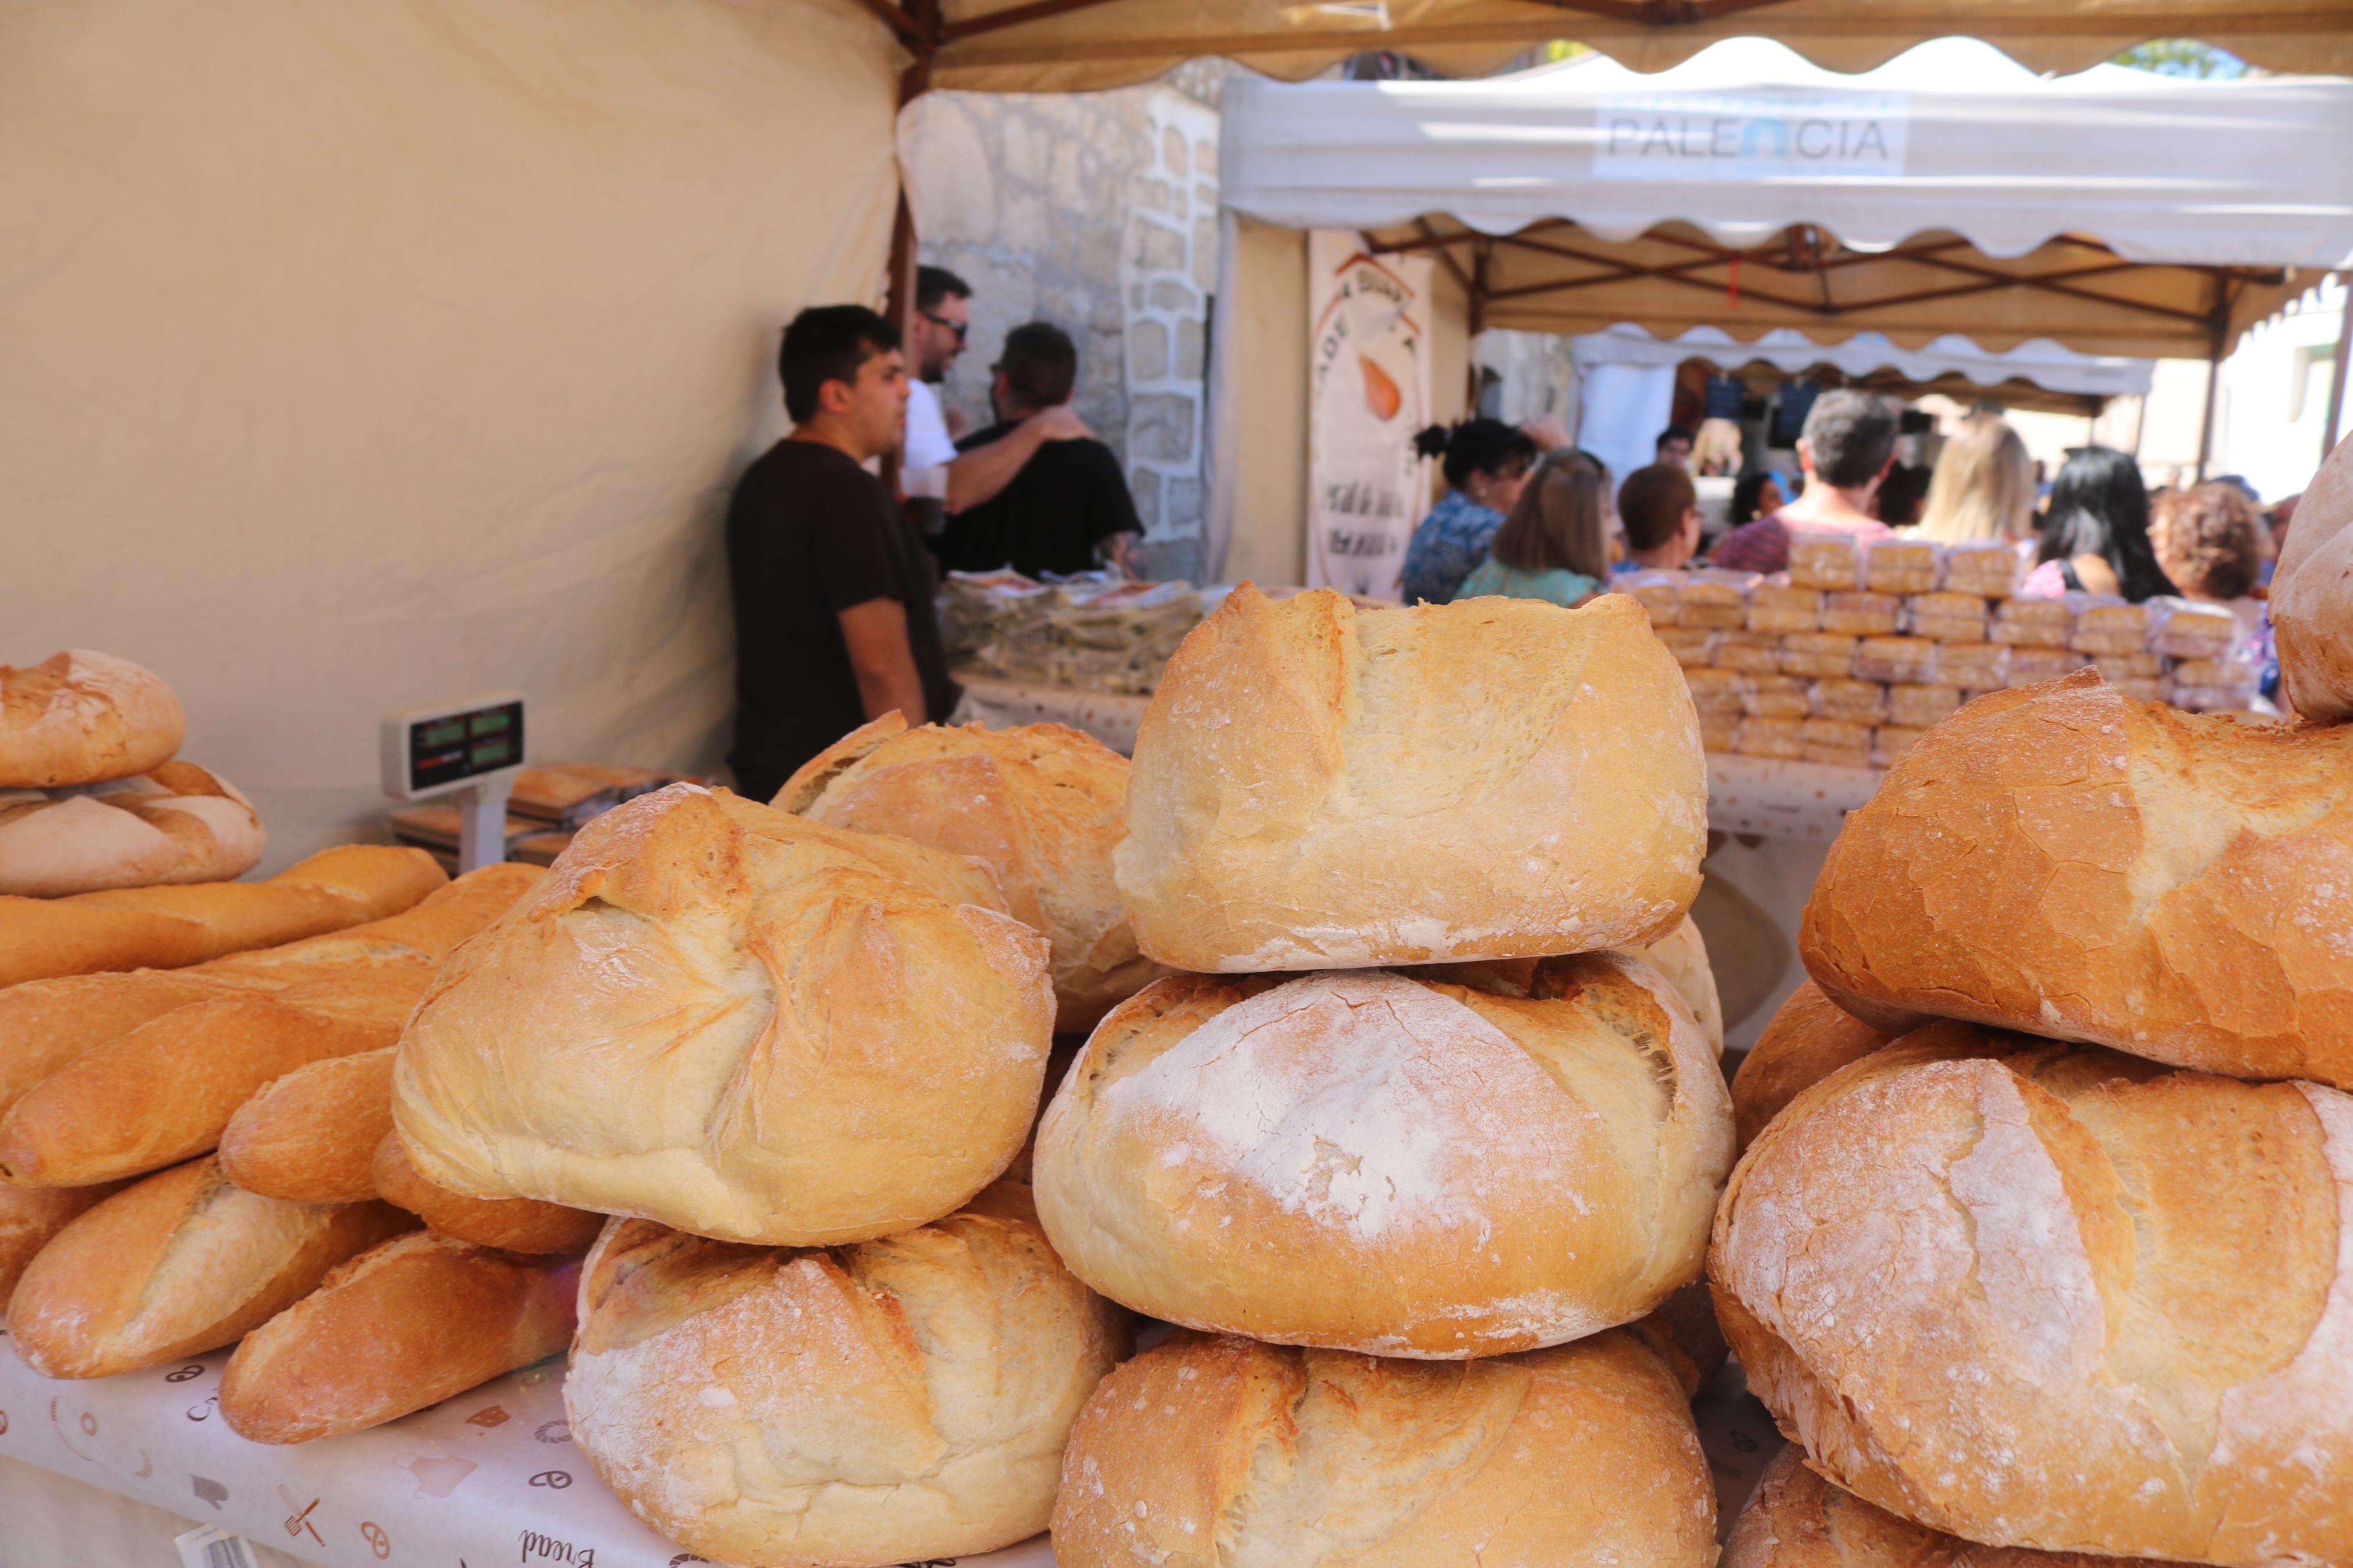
[1628,537,2262,770]
[942,568,1059,679]
[944,568,1204,695]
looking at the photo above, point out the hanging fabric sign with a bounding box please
[1305,230,1433,600]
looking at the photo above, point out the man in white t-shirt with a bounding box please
[901,265,1094,541]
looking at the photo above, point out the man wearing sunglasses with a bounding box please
[902,266,1091,529]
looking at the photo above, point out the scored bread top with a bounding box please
[1710,1027,2353,1567]
[0,650,185,788]
[1115,587,1705,972]
[1801,670,2353,1087]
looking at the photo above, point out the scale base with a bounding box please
[452,778,514,874]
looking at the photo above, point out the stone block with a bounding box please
[997,191,1050,251]
[1130,393,1196,463]
[1137,177,1169,212]
[1163,126,1190,176]
[1196,181,1218,209]
[913,98,999,244]
[1002,115,1045,184]
[1166,475,1203,529]
[1050,141,1084,209]
[1133,218,1186,272]
[1131,319,1170,380]
[1173,317,1205,381]
[1149,279,1200,312]
[1130,467,1162,531]
[1193,218,1219,288]
[1195,140,1218,178]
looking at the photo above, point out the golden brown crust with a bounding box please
[393,785,1056,1246]
[0,762,263,897]
[219,1231,577,1443]
[2273,431,2353,723]
[1114,587,1706,972]
[219,1049,397,1203]
[780,714,1165,1032]
[0,650,184,788]
[0,1178,130,1310]
[7,1157,415,1378]
[370,1133,601,1254]
[1710,1029,2353,1566]
[1034,951,1733,1357]
[1051,1329,1717,1568]
[1730,980,1896,1151]
[1800,671,2353,1087]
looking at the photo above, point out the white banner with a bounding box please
[1594,88,1909,181]
[1306,231,1433,600]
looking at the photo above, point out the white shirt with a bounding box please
[902,379,956,499]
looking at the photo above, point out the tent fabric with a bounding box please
[1571,325,2156,398]
[910,0,2353,92]
[0,0,902,873]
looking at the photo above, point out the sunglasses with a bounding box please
[920,310,969,343]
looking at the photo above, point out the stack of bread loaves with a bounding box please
[1710,667,2353,1566]
[1041,584,1736,1566]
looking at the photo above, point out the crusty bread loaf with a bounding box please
[1114,586,1705,972]
[1052,1328,1717,1568]
[218,1049,396,1203]
[778,714,1163,1031]
[2273,431,2353,723]
[1035,952,1733,1357]
[8,1157,414,1378]
[219,1231,577,1443]
[0,650,184,788]
[1730,980,1895,1150]
[1800,670,2353,1087]
[0,969,246,1122]
[0,1178,130,1311]
[1710,1026,2353,1566]
[370,1133,599,1253]
[392,785,1055,1246]
[1726,1448,2163,1568]
[567,1195,1128,1567]
[0,864,540,1187]
[0,842,447,988]
[0,762,264,897]
[1638,913,1723,1055]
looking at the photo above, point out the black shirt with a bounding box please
[725,439,959,799]
[934,422,1143,579]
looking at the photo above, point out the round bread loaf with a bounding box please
[1639,913,1724,1055]
[567,1190,1128,1568]
[1114,586,1705,972]
[1035,952,1733,1357]
[1800,670,2353,1088]
[1727,1448,2164,1568]
[391,784,1055,1246]
[777,714,1163,1031]
[0,650,185,788]
[1051,1328,1717,1568]
[1710,1025,2353,1567]
[0,762,263,896]
[2273,431,2352,723]
[1729,980,1894,1151]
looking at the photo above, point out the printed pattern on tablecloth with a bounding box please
[0,1329,1053,1568]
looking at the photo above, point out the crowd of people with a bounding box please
[1400,385,2297,701]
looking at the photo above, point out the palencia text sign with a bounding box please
[1594,89,1910,180]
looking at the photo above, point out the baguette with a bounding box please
[0,1178,132,1310]
[219,1231,577,1443]
[371,1133,601,1254]
[218,1048,396,1203]
[0,864,540,1188]
[0,842,447,988]
[8,1157,414,1378]
[0,969,249,1121]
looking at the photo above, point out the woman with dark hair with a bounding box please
[1456,451,1610,607]
[2019,446,2180,602]
[1729,468,1787,528]
[1400,419,1540,605]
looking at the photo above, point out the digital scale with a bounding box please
[379,692,527,873]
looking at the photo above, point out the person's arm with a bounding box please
[837,598,928,725]
[1101,530,1136,575]
[1087,443,1146,578]
[945,404,1091,514]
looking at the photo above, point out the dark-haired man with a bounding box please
[935,321,1141,579]
[1614,464,1702,571]
[1655,424,1696,469]
[725,305,959,802]
[1710,390,1897,575]
[902,266,1094,529]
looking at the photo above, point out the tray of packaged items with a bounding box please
[942,570,1203,696]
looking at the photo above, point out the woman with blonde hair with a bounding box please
[1913,412,2035,544]
[1457,450,1610,607]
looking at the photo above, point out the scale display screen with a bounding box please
[406,698,525,793]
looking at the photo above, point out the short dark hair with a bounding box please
[779,305,897,424]
[1656,424,1696,451]
[916,265,972,311]
[1618,464,1698,553]
[999,321,1078,409]
[1800,390,1900,488]
[1412,418,1539,490]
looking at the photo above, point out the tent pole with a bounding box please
[2324,272,2351,462]
[885,0,940,343]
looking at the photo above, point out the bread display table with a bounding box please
[953,673,1152,755]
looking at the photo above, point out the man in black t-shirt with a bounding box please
[725,305,960,802]
[934,322,1142,579]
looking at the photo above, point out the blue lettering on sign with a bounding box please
[1595,88,1909,180]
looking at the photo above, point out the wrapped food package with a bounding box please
[1812,678,1889,725]
[1871,724,1929,767]
[1683,668,1744,713]
[1886,683,1962,728]
[2093,651,2164,682]
[1904,591,1988,643]
[1742,675,1814,720]
[2154,599,2240,659]
[1935,641,2011,691]
[2069,598,2153,656]
[1748,582,1823,635]
[1736,717,1807,760]
[1801,718,1874,769]
[2173,656,2259,691]
[2107,673,2172,704]
[2006,646,2089,686]
[1621,573,1681,628]
[1991,596,2072,648]
[1856,636,1942,684]
[1778,633,1858,680]
[1680,573,1752,629]
[1787,536,1862,591]
[1713,631,1786,674]
[1941,541,2024,598]
[1863,539,1942,595]
[1698,710,1742,752]
[1656,627,1720,668]
[1821,591,1902,637]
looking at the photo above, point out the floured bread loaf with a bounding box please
[1729,980,1895,1151]
[778,714,1163,1031]
[2275,431,2353,722]
[1115,587,1705,972]
[1638,913,1723,1056]
[1801,670,2353,1087]
[0,1179,130,1310]
[1035,953,1732,1357]
[392,785,1055,1246]
[1052,1328,1717,1568]
[1727,1448,2164,1568]
[0,650,184,788]
[1710,1026,2353,1567]
[567,1190,1127,1567]
[0,762,263,896]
